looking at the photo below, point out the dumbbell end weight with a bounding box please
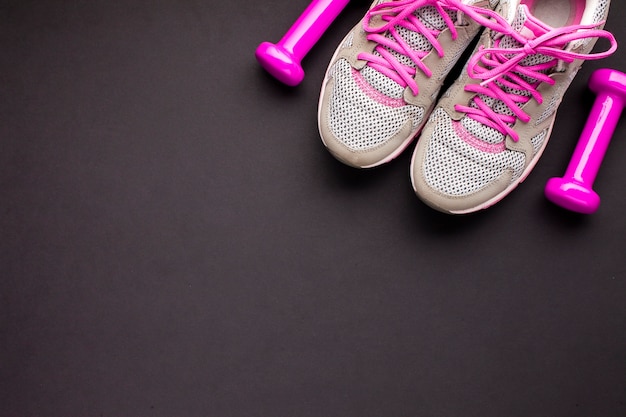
[544,177,600,214]
[255,0,351,86]
[255,42,305,87]
[544,69,626,214]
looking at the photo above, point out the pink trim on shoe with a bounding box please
[453,121,506,154]
[352,68,405,108]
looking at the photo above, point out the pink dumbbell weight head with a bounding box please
[255,0,350,86]
[545,69,626,214]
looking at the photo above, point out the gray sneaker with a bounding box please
[318,0,501,168]
[411,0,616,214]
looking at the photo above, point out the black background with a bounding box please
[1,1,625,416]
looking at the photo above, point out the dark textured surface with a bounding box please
[1,1,625,416]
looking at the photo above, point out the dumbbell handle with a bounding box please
[565,92,624,186]
[545,69,626,214]
[281,0,351,60]
[256,0,350,86]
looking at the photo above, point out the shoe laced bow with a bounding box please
[455,6,618,142]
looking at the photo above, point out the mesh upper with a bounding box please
[328,60,424,150]
[424,109,526,196]
[424,111,548,196]
[591,0,610,25]
[323,1,472,152]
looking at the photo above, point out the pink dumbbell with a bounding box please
[255,0,350,86]
[545,68,626,214]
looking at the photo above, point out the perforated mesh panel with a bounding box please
[592,0,610,24]
[423,110,525,196]
[328,60,424,150]
[361,66,405,98]
[461,117,504,145]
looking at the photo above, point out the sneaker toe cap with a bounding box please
[318,60,424,168]
[411,111,524,213]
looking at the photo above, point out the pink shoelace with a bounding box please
[358,0,509,96]
[455,7,618,142]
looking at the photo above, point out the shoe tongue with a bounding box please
[361,6,457,99]
[462,4,556,144]
[498,5,552,50]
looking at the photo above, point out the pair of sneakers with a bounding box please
[318,0,617,214]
